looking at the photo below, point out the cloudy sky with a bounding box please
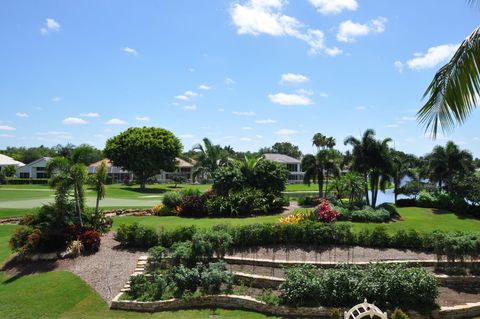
[1,0,480,156]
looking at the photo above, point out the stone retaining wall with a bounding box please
[0,217,21,225]
[104,209,153,217]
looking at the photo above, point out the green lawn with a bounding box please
[0,271,273,319]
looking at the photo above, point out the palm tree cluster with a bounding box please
[192,138,231,181]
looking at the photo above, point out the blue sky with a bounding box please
[1,0,479,157]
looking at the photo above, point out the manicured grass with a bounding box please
[0,224,18,265]
[112,214,285,232]
[0,208,33,218]
[0,271,273,319]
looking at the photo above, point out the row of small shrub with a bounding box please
[3,178,50,184]
[127,261,233,301]
[161,188,289,218]
[115,221,447,252]
[280,264,438,309]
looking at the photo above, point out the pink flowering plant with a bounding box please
[315,200,340,223]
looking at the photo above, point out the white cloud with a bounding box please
[225,77,235,85]
[275,128,298,136]
[136,116,150,122]
[240,137,253,141]
[52,96,62,102]
[180,134,195,139]
[123,47,138,56]
[337,17,387,43]
[184,90,198,97]
[256,119,277,124]
[199,84,211,90]
[242,126,253,130]
[232,111,256,116]
[0,134,15,138]
[297,88,314,96]
[355,106,366,111]
[400,116,416,121]
[325,47,343,56]
[394,61,404,73]
[189,68,195,73]
[280,73,309,84]
[218,108,225,112]
[63,117,87,125]
[80,112,100,118]
[406,44,458,70]
[16,112,29,118]
[319,92,328,97]
[0,125,15,131]
[40,18,60,35]
[268,93,313,105]
[309,0,358,14]
[230,0,326,54]
[105,118,127,125]
[384,124,399,128]
[183,105,197,111]
[175,95,189,101]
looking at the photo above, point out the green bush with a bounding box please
[336,206,391,223]
[114,223,158,248]
[391,308,410,319]
[147,246,168,271]
[169,264,201,296]
[129,274,167,301]
[280,264,438,309]
[199,261,233,294]
[377,202,400,219]
[170,241,193,266]
[162,191,183,209]
[256,289,280,306]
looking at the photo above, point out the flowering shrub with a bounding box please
[152,204,170,216]
[79,230,101,252]
[9,227,42,256]
[315,200,339,223]
[279,212,309,224]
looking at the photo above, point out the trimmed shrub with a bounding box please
[199,261,233,294]
[147,246,168,271]
[280,264,322,307]
[377,202,400,219]
[169,264,201,296]
[79,230,101,252]
[114,223,158,248]
[162,191,183,210]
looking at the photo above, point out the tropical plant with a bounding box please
[71,144,103,165]
[341,172,366,206]
[192,138,229,181]
[423,141,474,191]
[104,127,182,189]
[259,142,302,159]
[2,165,17,177]
[344,129,394,207]
[391,151,416,203]
[47,157,88,226]
[418,0,480,137]
[88,159,108,215]
[302,149,340,198]
[312,133,336,150]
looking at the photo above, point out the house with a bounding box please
[0,154,25,173]
[156,158,195,182]
[87,159,132,184]
[263,153,304,183]
[16,157,51,179]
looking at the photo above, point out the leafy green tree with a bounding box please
[342,172,366,206]
[423,141,474,191]
[170,173,187,187]
[323,149,342,198]
[104,127,182,189]
[3,165,16,177]
[48,157,88,226]
[53,143,76,159]
[251,159,288,194]
[89,159,108,215]
[418,2,480,137]
[72,144,103,165]
[259,142,302,159]
[312,133,336,150]
[302,149,337,198]
[391,151,416,202]
[192,138,229,181]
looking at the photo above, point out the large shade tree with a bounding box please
[259,142,302,159]
[302,149,339,198]
[104,127,182,189]
[418,1,480,137]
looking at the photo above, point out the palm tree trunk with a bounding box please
[325,172,329,198]
[74,184,84,227]
[95,194,100,215]
[364,172,370,206]
[317,170,324,198]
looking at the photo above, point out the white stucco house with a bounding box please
[156,158,195,182]
[88,159,132,184]
[263,153,304,183]
[0,154,25,172]
[16,157,51,179]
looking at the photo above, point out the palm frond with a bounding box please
[418,27,480,137]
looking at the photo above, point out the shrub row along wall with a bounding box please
[116,221,480,261]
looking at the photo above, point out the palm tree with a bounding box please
[48,157,88,226]
[391,151,416,203]
[344,129,394,207]
[344,129,376,206]
[192,138,229,181]
[238,154,263,179]
[301,149,333,198]
[323,149,342,198]
[89,160,108,215]
[424,141,474,191]
[418,2,480,137]
[342,172,366,206]
[312,133,327,149]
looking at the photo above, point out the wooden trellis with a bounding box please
[344,299,388,319]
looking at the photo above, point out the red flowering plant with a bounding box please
[315,200,340,223]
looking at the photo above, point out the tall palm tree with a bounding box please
[238,154,263,179]
[89,160,108,215]
[391,151,416,203]
[312,133,336,150]
[48,157,88,226]
[323,149,342,198]
[344,129,394,207]
[192,138,229,181]
[344,129,376,206]
[342,172,366,206]
[424,141,474,191]
[418,2,480,137]
[302,149,333,198]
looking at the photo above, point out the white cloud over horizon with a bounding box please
[275,128,298,136]
[232,111,256,116]
[280,73,309,84]
[268,92,313,105]
[0,125,16,131]
[63,117,87,125]
[256,119,277,124]
[123,47,138,56]
[80,112,100,118]
[337,17,387,43]
[309,0,358,14]
[40,18,60,35]
[404,44,458,71]
[16,112,29,118]
[105,118,127,125]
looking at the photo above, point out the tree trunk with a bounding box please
[95,194,100,215]
[74,184,84,227]
[317,170,324,198]
[364,172,370,206]
[325,173,329,198]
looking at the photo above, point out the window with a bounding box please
[36,173,48,178]
[20,172,30,178]
[286,163,298,172]
[36,166,46,172]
